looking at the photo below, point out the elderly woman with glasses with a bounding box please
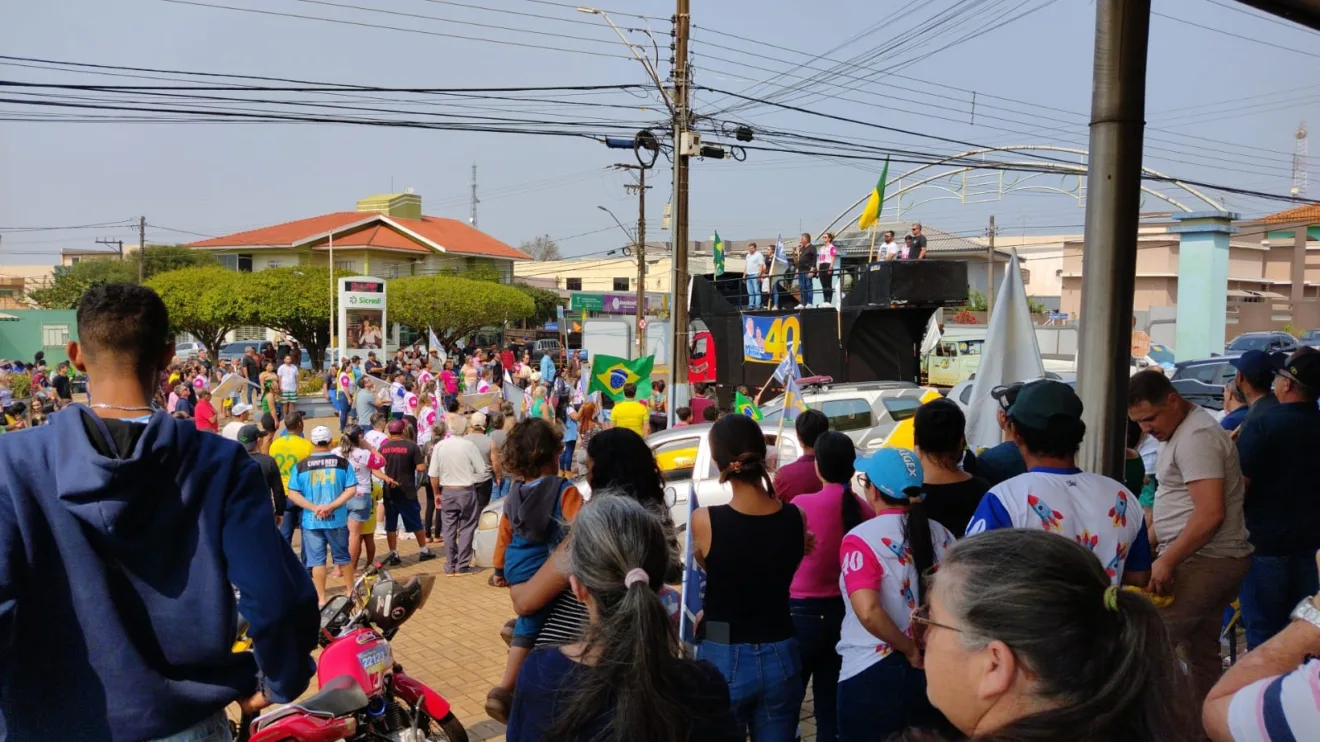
[835,448,955,740]
[906,529,1195,742]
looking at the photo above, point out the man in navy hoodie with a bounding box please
[0,284,320,742]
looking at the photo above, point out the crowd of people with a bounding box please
[735,224,930,309]
[5,279,1320,742]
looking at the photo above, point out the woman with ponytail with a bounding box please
[506,495,738,742]
[836,447,955,740]
[910,528,1195,742]
[786,432,874,742]
[691,413,809,741]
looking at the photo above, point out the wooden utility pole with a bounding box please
[666,0,691,423]
[633,166,647,356]
[96,238,124,261]
[986,215,996,314]
[138,216,146,283]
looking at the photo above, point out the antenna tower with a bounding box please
[1292,121,1308,198]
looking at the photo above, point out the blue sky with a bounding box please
[1,0,1317,268]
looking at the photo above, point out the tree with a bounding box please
[249,266,340,372]
[388,275,534,348]
[519,234,562,262]
[146,267,254,360]
[961,289,988,312]
[26,245,218,309]
[1026,296,1047,315]
[513,282,564,324]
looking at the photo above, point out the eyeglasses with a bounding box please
[910,604,962,649]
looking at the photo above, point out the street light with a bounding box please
[576,7,672,113]
[597,205,635,243]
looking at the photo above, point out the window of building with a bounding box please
[613,277,630,291]
[0,288,14,298]
[237,254,253,272]
[69,257,80,265]
[233,326,264,341]
[41,324,71,348]
[266,260,282,270]
[335,260,357,273]
[565,277,583,291]
[1020,268,1031,284]
[218,254,237,271]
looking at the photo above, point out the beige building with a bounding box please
[0,264,57,308]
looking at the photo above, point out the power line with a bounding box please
[0,219,136,232]
[1151,11,1320,58]
[1200,0,1320,35]
[159,0,635,59]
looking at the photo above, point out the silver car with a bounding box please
[472,421,804,568]
[759,380,926,453]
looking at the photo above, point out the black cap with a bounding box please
[990,382,1025,412]
[1276,351,1320,390]
[236,424,262,451]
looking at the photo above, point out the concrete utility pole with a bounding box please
[666,0,691,424]
[96,238,124,261]
[986,215,996,314]
[469,162,480,227]
[1076,0,1151,480]
[625,167,649,357]
[138,216,146,283]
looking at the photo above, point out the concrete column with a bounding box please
[1170,211,1239,359]
[1293,223,1307,303]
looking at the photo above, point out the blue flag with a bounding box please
[772,340,800,385]
[679,481,705,644]
[784,375,809,421]
[773,234,788,265]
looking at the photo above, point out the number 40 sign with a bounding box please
[742,313,805,364]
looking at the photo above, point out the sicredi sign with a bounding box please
[339,276,387,353]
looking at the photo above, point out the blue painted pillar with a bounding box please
[1171,210,1239,360]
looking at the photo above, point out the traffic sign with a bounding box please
[638,318,648,330]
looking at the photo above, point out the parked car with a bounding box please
[174,341,204,358]
[218,341,253,362]
[472,421,803,568]
[759,379,924,452]
[1300,329,1320,348]
[1225,331,1297,355]
[946,373,1076,415]
[1170,357,1236,411]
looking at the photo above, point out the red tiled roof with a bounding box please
[186,211,531,260]
[1261,203,1320,224]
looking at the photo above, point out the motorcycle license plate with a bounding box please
[357,646,390,675]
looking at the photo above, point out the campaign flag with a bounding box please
[576,364,590,403]
[857,157,890,232]
[502,371,526,420]
[679,482,705,644]
[784,375,809,421]
[734,391,763,420]
[712,230,726,277]
[211,372,258,400]
[587,354,654,402]
[771,340,801,385]
[773,234,788,265]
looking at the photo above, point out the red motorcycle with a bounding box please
[238,564,467,742]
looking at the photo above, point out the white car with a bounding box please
[174,341,204,358]
[472,421,805,568]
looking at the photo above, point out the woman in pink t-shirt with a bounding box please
[788,431,874,742]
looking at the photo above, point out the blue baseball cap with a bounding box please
[855,448,924,500]
[1230,350,1284,387]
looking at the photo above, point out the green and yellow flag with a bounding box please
[857,157,890,232]
[734,390,763,420]
[587,354,655,402]
[713,230,725,276]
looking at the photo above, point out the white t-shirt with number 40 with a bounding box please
[836,510,955,682]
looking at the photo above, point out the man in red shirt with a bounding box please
[773,409,828,503]
[194,389,219,433]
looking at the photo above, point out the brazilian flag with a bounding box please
[734,391,763,420]
[587,354,654,402]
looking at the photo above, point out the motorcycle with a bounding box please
[236,563,467,742]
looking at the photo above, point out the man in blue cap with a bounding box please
[1235,349,1320,649]
[966,379,1151,587]
[1229,349,1284,432]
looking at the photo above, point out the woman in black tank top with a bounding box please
[691,414,809,741]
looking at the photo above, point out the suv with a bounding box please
[1170,358,1235,410]
[1300,329,1320,348]
[1226,331,1297,355]
[759,380,925,451]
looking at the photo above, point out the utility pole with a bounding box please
[96,237,124,261]
[138,216,146,283]
[666,0,691,424]
[469,162,479,228]
[627,167,648,356]
[986,215,996,314]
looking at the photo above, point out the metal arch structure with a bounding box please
[815,145,1227,237]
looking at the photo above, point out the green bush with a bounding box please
[6,373,33,400]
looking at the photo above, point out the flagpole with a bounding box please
[773,383,790,454]
[866,223,879,264]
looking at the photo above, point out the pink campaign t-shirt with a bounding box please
[790,483,876,599]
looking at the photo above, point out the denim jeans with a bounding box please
[280,504,306,562]
[337,391,351,430]
[148,711,231,742]
[791,597,844,742]
[836,653,936,741]
[697,638,803,742]
[1239,553,1319,650]
[746,276,762,308]
[796,270,813,306]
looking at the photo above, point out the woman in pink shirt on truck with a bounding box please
[788,431,874,742]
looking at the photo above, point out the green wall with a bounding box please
[0,310,79,365]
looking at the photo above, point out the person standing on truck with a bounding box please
[794,232,816,306]
[744,242,767,309]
